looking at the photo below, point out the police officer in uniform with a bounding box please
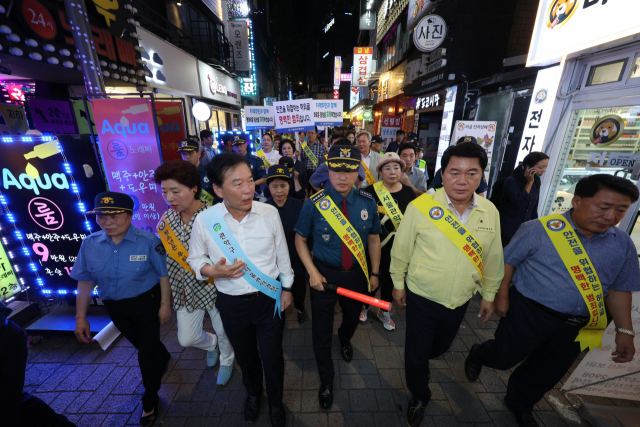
[295,145,382,409]
[232,138,268,192]
[178,138,217,203]
[71,192,171,427]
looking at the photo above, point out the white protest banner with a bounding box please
[245,106,274,130]
[516,66,561,165]
[451,120,497,181]
[313,100,343,126]
[562,292,640,401]
[274,98,315,132]
[352,47,373,87]
[381,115,402,150]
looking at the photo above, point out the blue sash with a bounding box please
[200,205,282,316]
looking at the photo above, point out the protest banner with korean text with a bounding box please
[274,99,315,132]
[313,100,343,126]
[245,106,275,130]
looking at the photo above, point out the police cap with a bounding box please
[86,191,134,215]
[177,138,199,152]
[327,145,361,172]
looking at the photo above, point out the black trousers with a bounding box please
[471,287,585,415]
[365,249,393,311]
[405,288,469,403]
[292,265,308,312]
[216,291,285,408]
[311,259,368,384]
[103,284,170,411]
[1,320,77,427]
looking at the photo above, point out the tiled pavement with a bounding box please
[23,294,639,427]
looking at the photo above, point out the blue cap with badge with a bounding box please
[86,191,134,215]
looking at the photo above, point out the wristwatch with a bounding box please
[370,272,380,277]
[281,287,293,293]
[615,327,636,337]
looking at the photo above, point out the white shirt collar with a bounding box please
[219,201,259,223]
[362,150,371,160]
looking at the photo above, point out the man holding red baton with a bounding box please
[295,144,382,410]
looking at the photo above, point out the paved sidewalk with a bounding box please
[23,294,638,426]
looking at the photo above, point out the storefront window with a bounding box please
[549,105,640,251]
[628,56,640,79]
[218,111,227,132]
[586,59,628,86]
[208,111,219,134]
[476,93,511,181]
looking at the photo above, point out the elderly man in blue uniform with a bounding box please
[178,138,219,205]
[71,192,171,427]
[465,174,640,427]
[295,145,382,410]
[232,137,268,191]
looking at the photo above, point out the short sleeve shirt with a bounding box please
[505,209,640,316]
[245,152,268,182]
[295,185,382,266]
[70,225,168,301]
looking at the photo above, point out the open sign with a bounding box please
[606,152,640,169]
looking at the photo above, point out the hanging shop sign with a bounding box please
[28,99,76,135]
[273,98,315,132]
[340,73,352,82]
[381,115,402,146]
[333,87,340,100]
[245,106,275,130]
[313,100,343,126]
[0,134,104,297]
[359,9,377,30]
[516,66,562,165]
[436,85,458,170]
[352,47,374,87]
[415,90,446,112]
[91,98,165,233]
[264,97,276,106]
[334,56,342,86]
[407,0,438,29]
[197,61,242,106]
[528,0,640,67]
[350,83,360,109]
[156,101,187,163]
[138,28,200,94]
[241,20,258,96]
[2,0,143,83]
[227,20,251,73]
[413,15,447,53]
[451,121,497,182]
[0,104,29,135]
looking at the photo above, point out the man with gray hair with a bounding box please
[356,130,382,188]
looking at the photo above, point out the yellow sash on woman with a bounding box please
[373,181,402,231]
[311,190,371,291]
[301,142,319,167]
[157,218,215,284]
[411,194,484,278]
[255,150,271,168]
[540,214,607,351]
[361,160,376,186]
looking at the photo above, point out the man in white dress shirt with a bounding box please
[356,130,382,188]
[188,153,293,427]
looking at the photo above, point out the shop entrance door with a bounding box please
[497,95,531,180]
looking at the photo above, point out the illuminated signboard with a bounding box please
[0,133,105,299]
[323,18,335,33]
[241,20,258,96]
[334,56,341,86]
[352,47,373,87]
[340,73,352,82]
[227,0,249,19]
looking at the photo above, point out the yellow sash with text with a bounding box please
[373,181,402,231]
[411,194,484,278]
[361,160,376,186]
[200,189,215,206]
[157,218,215,285]
[301,142,319,167]
[255,150,271,168]
[311,190,371,291]
[540,214,607,351]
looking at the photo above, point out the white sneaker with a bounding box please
[359,306,368,322]
[378,310,395,330]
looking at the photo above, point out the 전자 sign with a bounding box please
[273,99,315,132]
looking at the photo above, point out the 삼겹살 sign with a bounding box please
[245,106,275,130]
[313,100,343,126]
[273,99,315,132]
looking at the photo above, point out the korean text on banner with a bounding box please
[451,121,497,182]
[313,100,343,126]
[0,104,29,135]
[0,241,19,301]
[352,47,373,87]
[227,21,250,72]
[516,66,561,165]
[28,99,77,134]
[245,106,275,130]
[156,101,187,162]
[273,98,315,132]
[91,98,166,233]
[381,115,402,149]
[334,57,342,86]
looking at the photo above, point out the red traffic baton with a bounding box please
[322,283,392,311]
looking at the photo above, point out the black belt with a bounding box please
[229,292,261,300]
[314,258,359,273]
[529,298,589,326]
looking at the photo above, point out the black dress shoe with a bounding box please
[269,405,286,427]
[503,396,539,427]
[297,308,306,324]
[341,344,353,362]
[318,382,333,409]
[406,397,427,427]
[465,343,483,382]
[244,393,261,422]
